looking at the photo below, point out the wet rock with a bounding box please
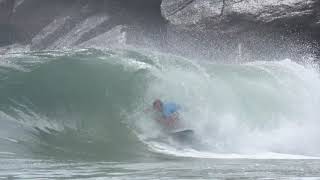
[0,0,15,46]
[77,25,127,49]
[3,0,164,50]
[1,0,319,61]
[161,0,318,28]
[161,0,320,61]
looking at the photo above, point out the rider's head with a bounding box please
[153,99,163,112]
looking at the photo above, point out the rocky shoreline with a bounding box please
[0,0,319,61]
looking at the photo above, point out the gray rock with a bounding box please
[223,0,315,24]
[161,0,317,26]
[3,0,165,51]
[1,0,319,61]
[77,25,127,49]
[31,14,110,50]
[161,0,320,61]
[0,0,14,22]
[161,0,223,25]
[0,0,15,46]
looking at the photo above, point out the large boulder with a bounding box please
[161,0,318,29]
[161,0,320,61]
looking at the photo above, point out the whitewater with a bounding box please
[0,48,320,179]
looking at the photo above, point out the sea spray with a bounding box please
[0,49,320,159]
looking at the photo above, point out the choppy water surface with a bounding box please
[1,157,320,179]
[0,49,320,179]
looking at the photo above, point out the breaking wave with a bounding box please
[0,49,319,160]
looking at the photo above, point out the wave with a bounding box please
[0,49,319,160]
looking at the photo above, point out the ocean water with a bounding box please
[0,48,320,179]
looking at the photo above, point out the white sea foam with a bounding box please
[138,55,320,159]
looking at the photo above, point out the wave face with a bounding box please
[0,49,320,160]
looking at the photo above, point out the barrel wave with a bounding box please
[0,49,320,161]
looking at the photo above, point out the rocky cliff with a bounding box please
[0,0,319,61]
[0,0,164,50]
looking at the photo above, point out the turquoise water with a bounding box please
[0,49,320,179]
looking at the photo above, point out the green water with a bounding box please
[0,49,320,179]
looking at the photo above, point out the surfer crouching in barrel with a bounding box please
[148,99,196,145]
[145,99,196,145]
[151,99,181,130]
